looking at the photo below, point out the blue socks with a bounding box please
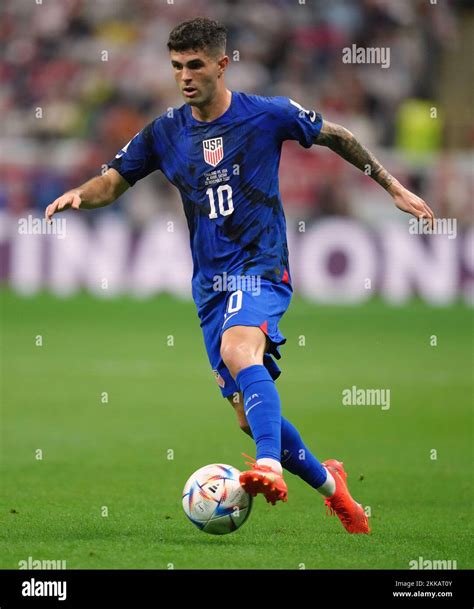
[280,417,327,489]
[236,364,327,489]
[236,365,281,461]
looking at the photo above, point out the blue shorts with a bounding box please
[197,279,293,398]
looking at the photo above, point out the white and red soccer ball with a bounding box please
[182,463,252,535]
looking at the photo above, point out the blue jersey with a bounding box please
[107,92,323,308]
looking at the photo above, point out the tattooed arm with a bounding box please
[315,120,435,223]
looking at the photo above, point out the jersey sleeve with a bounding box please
[107,120,162,186]
[270,97,323,148]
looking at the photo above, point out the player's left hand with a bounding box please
[388,181,435,227]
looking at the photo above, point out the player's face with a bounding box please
[170,49,225,107]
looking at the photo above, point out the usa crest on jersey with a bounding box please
[203,137,224,167]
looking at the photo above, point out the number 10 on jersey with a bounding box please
[206,185,234,219]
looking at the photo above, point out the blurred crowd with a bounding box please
[1,0,472,223]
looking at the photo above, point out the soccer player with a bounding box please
[46,18,434,534]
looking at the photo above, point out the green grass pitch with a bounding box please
[0,290,472,569]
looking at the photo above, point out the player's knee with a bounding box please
[220,342,238,373]
[220,342,253,377]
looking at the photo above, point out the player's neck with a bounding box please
[191,88,232,123]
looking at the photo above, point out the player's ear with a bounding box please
[217,55,229,77]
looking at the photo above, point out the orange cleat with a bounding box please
[323,459,370,534]
[239,454,288,505]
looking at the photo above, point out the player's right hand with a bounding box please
[45,191,82,223]
[388,182,435,228]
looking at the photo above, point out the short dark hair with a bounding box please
[167,17,227,58]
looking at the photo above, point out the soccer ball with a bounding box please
[182,463,252,534]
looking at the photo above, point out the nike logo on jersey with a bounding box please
[290,99,317,123]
